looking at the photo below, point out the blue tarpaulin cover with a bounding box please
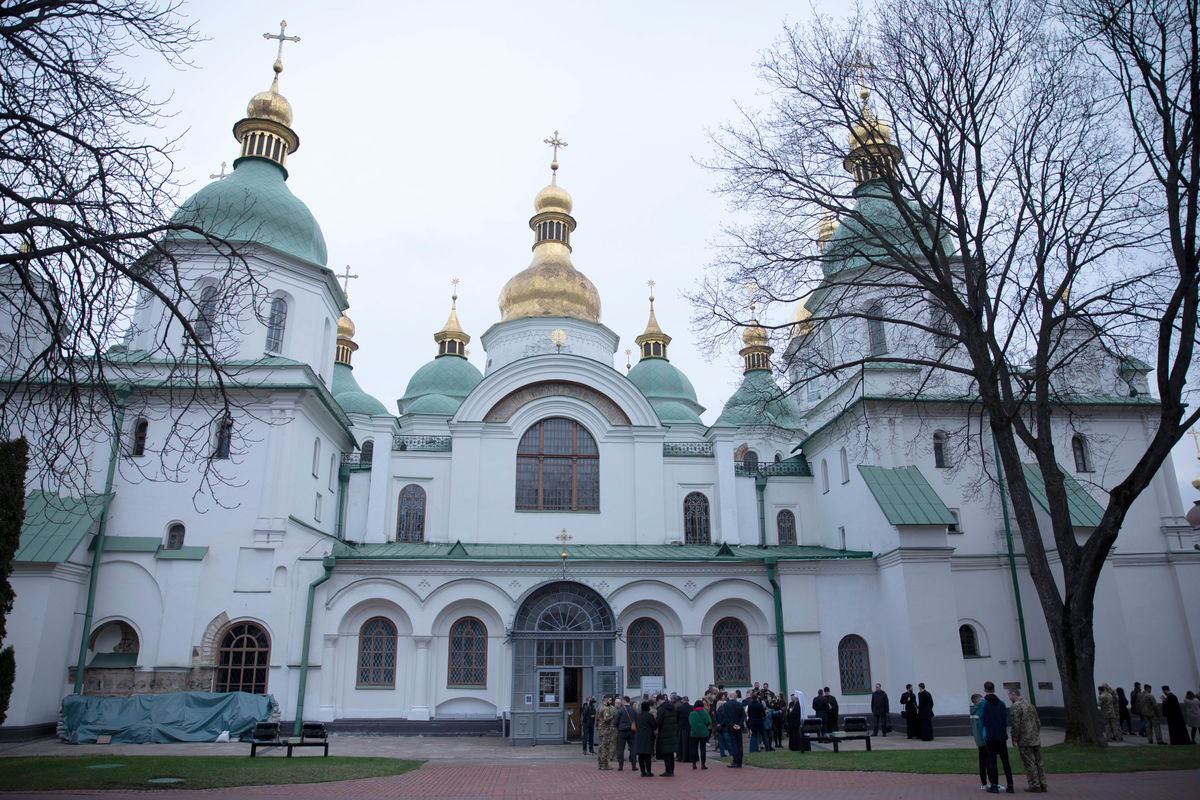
[60,691,275,743]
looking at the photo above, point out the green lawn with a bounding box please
[0,755,423,791]
[736,743,1200,773]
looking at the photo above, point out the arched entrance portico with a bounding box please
[509,581,622,745]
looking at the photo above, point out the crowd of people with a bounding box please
[1094,682,1199,745]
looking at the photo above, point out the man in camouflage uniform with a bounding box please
[1138,683,1163,744]
[1098,684,1122,741]
[596,694,617,770]
[1008,689,1046,793]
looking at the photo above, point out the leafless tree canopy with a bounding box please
[696,0,1198,744]
[0,2,273,499]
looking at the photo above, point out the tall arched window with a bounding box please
[165,523,185,550]
[933,430,949,468]
[713,617,749,685]
[837,634,870,693]
[195,285,218,343]
[683,492,711,545]
[515,418,599,511]
[214,622,270,694]
[213,417,232,460]
[1072,434,1090,472]
[866,302,888,356]
[743,450,759,472]
[360,439,374,463]
[131,418,148,457]
[777,510,797,546]
[627,617,664,687]
[839,447,849,483]
[821,459,829,493]
[959,624,979,657]
[311,438,321,477]
[357,616,397,687]
[448,617,488,686]
[396,484,426,542]
[265,297,287,353]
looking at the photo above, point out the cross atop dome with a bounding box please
[544,130,568,184]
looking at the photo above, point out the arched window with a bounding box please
[360,439,374,463]
[839,447,849,483]
[683,492,711,545]
[777,510,797,546]
[821,459,829,493]
[265,297,287,353]
[131,418,148,457]
[867,302,888,356]
[838,634,871,693]
[329,453,337,491]
[214,622,270,694]
[311,438,321,477]
[165,523,185,550]
[627,617,664,687]
[1072,434,1090,472]
[396,484,426,542]
[713,617,749,685]
[959,624,979,657]
[195,285,218,343]
[743,450,759,472]
[930,300,954,346]
[213,417,232,460]
[448,617,488,686]
[357,617,397,687]
[515,418,599,511]
[933,430,949,468]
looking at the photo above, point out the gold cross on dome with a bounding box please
[338,265,359,295]
[545,130,568,161]
[263,20,301,67]
[846,50,876,92]
[743,279,759,312]
[209,161,228,181]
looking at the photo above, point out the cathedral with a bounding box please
[5,42,1197,745]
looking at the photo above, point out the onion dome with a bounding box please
[626,289,705,425]
[818,211,838,253]
[398,288,483,416]
[714,369,805,431]
[788,296,814,342]
[740,320,772,373]
[843,86,901,186]
[330,303,387,416]
[168,35,325,266]
[498,136,602,323]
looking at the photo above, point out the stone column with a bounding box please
[410,636,433,721]
[319,634,337,718]
[683,636,699,697]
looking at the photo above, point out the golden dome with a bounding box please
[247,83,293,127]
[534,183,573,215]
[743,320,769,347]
[789,297,813,339]
[849,107,892,151]
[335,310,358,366]
[1192,475,1200,491]
[337,312,355,339]
[498,258,601,323]
[818,212,838,251]
[433,285,471,357]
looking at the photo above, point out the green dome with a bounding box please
[398,355,483,415]
[404,393,462,415]
[170,158,327,267]
[651,400,703,425]
[714,369,805,430]
[627,357,700,405]
[331,362,388,416]
[823,179,949,277]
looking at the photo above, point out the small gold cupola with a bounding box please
[335,310,357,366]
[818,210,839,252]
[740,281,773,373]
[232,21,301,172]
[497,131,602,323]
[635,280,672,360]
[433,279,470,358]
[843,51,902,186]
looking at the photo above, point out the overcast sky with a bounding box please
[150,0,1198,507]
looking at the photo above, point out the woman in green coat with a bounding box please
[688,700,713,769]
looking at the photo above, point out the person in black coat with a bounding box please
[900,684,918,739]
[812,689,829,734]
[917,682,935,741]
[786,692,805,750]
[723,691,746,767]
[870,683,891,736]
[822,687,839,734]
[747,693,767,752]
[655,698,678,775]
[1161,686,1190,745]
[634,701,658,777]
[676,696,691,763]
[580,697,596,753]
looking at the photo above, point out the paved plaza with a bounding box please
[1,732,1196,800]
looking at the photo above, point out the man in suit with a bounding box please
[917,682,935,741]
[871,683,891,736]
[900,684,918,739]
[724,690,746,767]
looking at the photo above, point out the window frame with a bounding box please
[1072,434,1091,472]
[933,430,949,469]
[447,616,488,687]
[195,285,218,343]
[626,617,665,687]
[131,418,148,457]
[165,523,185,550]
[683,491,711,545]
[839,447,849,483]
[959,624,980,658]
[213,417,233,460]
[866,302,888,356]
[397,483,426,543]
[514,418,600,512]
[837,634,871,694]
[265,296,287,353]
[213,622,271,694]
[357,616,398,687]
[776,509,797,546]
[713,617,750,686]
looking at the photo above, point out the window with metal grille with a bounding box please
[743,450,759,472]
[515,418,599,511]
[165,523,185,550]
[933,430,949,468]
[357,616,397,686]
[1072,434,1091,472]
[213,417,232,460]
[959,624,979,657]
[195,285,218,343]
[713,617,749,685]
[448,617,487,687]
[265,297,287,353]
[214,622,270,694]
[360,439,374,463]
[627,617,664,686]
[131,418,148,457]
[867,302,888,356]
[838,634,871,693]
[777,510,797,546]
[397,484,426,542]
[683,492,711,545]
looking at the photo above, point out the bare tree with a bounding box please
[0,1,273,500]
[696,0,1197,745]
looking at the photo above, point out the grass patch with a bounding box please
[0,755,422,791]
[737,744,1200,773]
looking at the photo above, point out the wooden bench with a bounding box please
[248,721,329,757]
[800,715,872,752]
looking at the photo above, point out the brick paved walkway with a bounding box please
[1,762,1196,800]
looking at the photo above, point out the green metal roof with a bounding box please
[627,358,703,407]
[93,536,159,552]
[858,465,957,525]
[1020,463,1106,527]
[399,354,483,415]
[332,541,871,562]
[714,369,806,430]
[822,179,951,277]
[332,362,389,417]
[15,491,111,563]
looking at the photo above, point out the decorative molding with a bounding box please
[484,380,631,425]
[876,546,955,569]
[682,636,700,648]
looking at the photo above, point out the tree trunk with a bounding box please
[1049,600,1106,745]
